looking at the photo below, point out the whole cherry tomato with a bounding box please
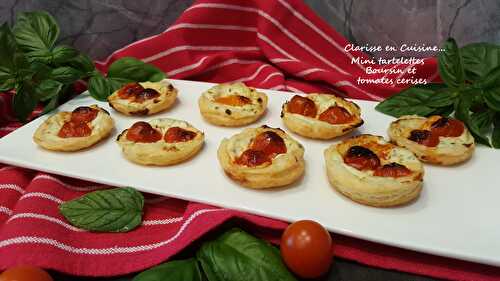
[0,266,53,281]
[280,220,333,278]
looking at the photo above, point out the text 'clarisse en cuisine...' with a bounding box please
[344,43,441,53]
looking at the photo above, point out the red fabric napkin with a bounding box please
[1,0,500,280]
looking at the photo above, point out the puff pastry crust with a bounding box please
[388,115,475,165]
[108,80,177,115]
[33,105,114,151]
[117,118,204,166]
[324,134,424,207]
[198,82,268,126]
[281,94,363,139]
[217,126,305,189]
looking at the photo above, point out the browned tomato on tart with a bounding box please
[388,115,475,165]
[281,94,363,139]
[324,134,424,207]
[107,81,177,115]
[217,125,305,189]
[33,105,114,152]
[116,118,204,166]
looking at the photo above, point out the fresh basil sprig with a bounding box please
[134,228,297,281]
[376,38,500,148]
[0,10,165,121]
[0,11,90,121]
[59,187,144,232]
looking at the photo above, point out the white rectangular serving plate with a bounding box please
[1,79,499,266]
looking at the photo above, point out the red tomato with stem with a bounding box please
[280,220,333,278]
[0,266,53,281]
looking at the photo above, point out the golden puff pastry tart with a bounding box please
[324,134,424,207]
[116,118,204,166]
[281,94,363,139]
[388,115,475,165]
[33,105,114,152]
[198,82,268,126]
[108,80,177,115]
[217,125,305,189]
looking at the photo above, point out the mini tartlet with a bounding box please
[108,80,177,115]
[217,125,305,189]
[281,94,363,139]
[198,82,268,126]
[33,105,114,151]
[324,134,424,207]
[116,118,204,166]
[388,115,475,165]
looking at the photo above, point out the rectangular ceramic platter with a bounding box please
[0,79,498,266]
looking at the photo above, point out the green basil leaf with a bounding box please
[438,38,465,89]
[461,43,500,81]
[13,11,59,60]
[12,82,38,122]
[483,87,500,112]
[431,105,454,117]
[59,187,144,232]
[29,61,52,82]
[51,45,79,65]
[35,79,63,101]
[23,49,52,64]
[0,23,19,71]
[474,66,500,89]
[375,87,436,117]
[455,91,490,145]
[15,62,32,81]
[0,66,15,91]
[108,57,165,82]
[427,88,458,108]
[66,53,95,76]
[492,114,500,148]
[454,91,471,120]
[42,93,59,114]
[133,258,204,281]
[470,109,495,136]
[197,228,297,281]
[108,77,134,92]
[50,66,83,84]
[0,23,31,88]
[88,73,112,101]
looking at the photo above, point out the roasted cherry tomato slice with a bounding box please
[235,149,270,167]
[287,95,317,117]
[215,95,251,106]
[250,131,287,157]
[118,82,144,99]
[164,127,197,143]
[318,105,353,124]
[408,129,440,147]
[126,121,162,143]
[344,145,380,170]
[70,106,98,123]
[373,162,412,177]
[430,117,464,137]
[0,266,53,281]
[281,220,333,279]
[134,88,160,103]
[58,121,92,138]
